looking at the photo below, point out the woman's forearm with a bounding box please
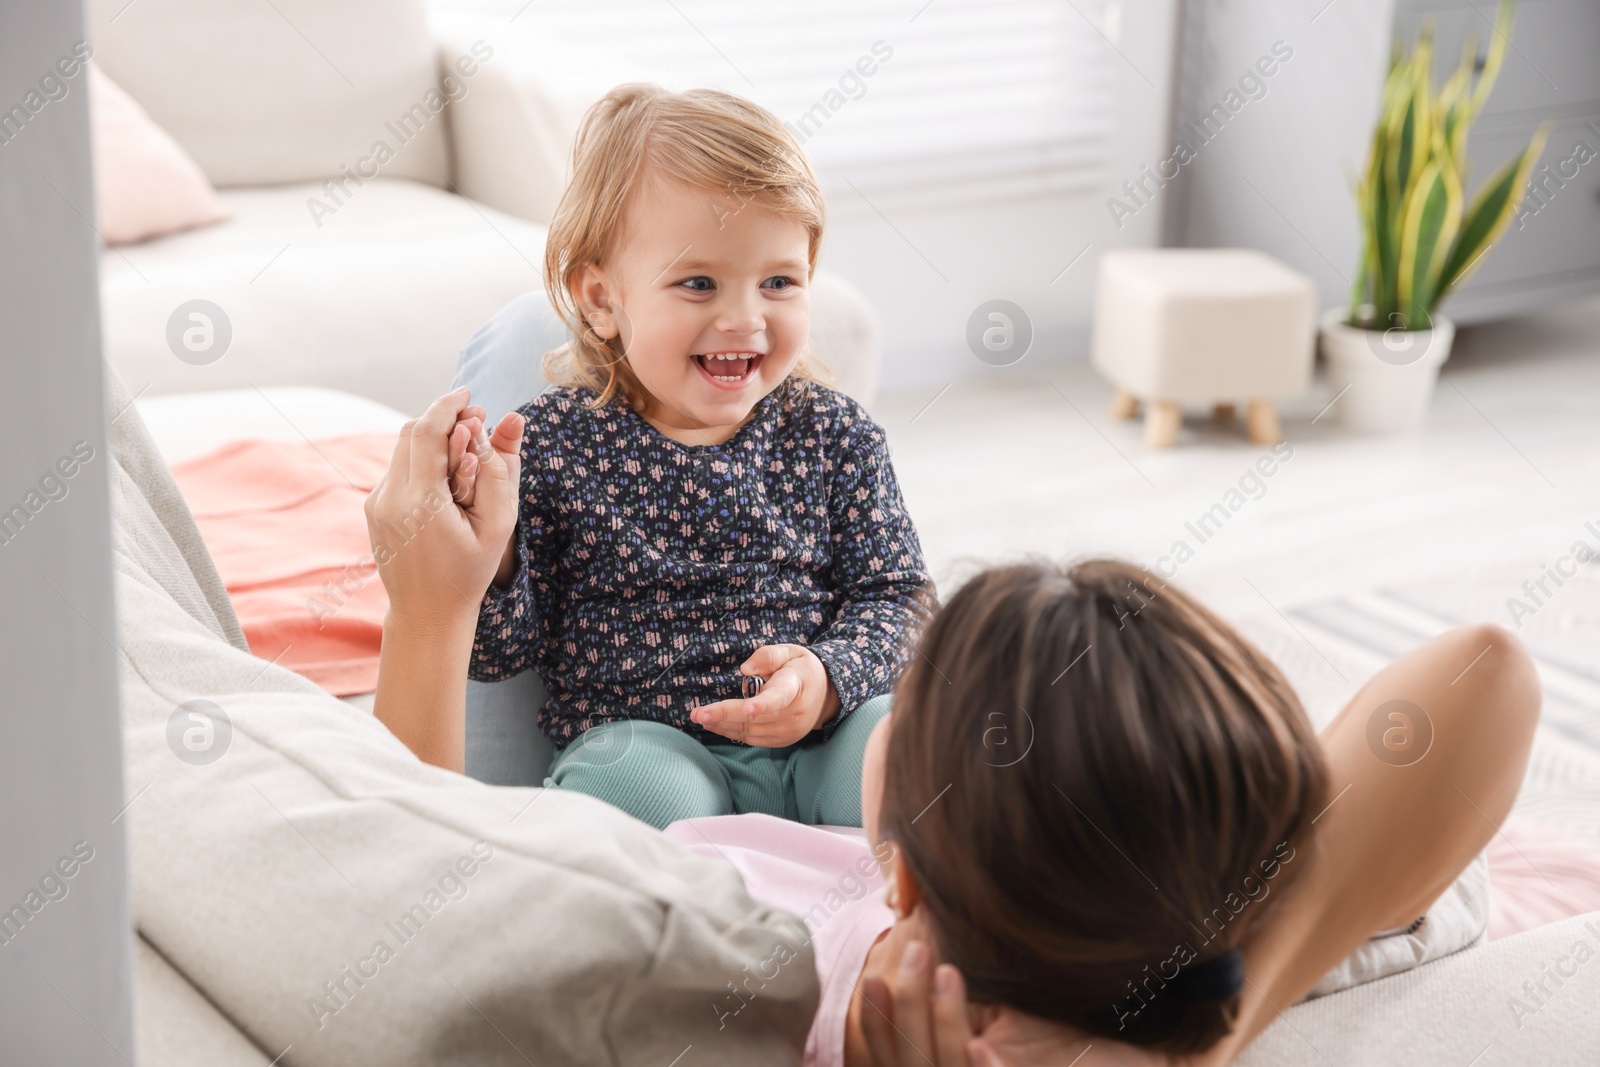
[372,608,480,772]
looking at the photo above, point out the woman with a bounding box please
[367,391,1540,1066]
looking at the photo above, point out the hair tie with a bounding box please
[1167,948,1245,1001]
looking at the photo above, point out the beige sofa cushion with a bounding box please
[433,17,670,228]
[100,179,544,417]
[109,371,816,1065]
[86,0,448,189]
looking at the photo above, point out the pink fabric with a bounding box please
[1486,817,1600,940]
[89,67,229,246]
[171,435,397,695]
[665,815,894,1067]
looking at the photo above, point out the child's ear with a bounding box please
[572,264,619,340]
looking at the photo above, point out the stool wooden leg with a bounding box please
[1212,402,1236,421]
[1245,399,1280,444]
[1110,390,1140,420]
[1145,401,1181,447]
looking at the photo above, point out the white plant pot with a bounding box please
[1318,307,1455,434]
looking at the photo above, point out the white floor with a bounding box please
[876,293,1600,630]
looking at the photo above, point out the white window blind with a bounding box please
[432,0,1118,206]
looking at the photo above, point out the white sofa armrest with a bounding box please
[432,16,663,226]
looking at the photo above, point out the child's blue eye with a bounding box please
[763,276,793,290]
[680,276,714,292]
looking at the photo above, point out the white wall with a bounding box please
[1165,0,1399,314]
[820,0,1182,393]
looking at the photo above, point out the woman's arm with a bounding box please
[366,388,524,771]
[1215,622,1541,1061]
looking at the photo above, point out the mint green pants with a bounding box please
[545,694,892,830]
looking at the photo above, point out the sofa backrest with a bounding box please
[86,0,449,189]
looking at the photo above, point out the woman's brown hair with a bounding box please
[542,83,829,411]
[879,560,1329,1052]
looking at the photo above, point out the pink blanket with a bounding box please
[171,435,396,695]
[1487,817,1600,939]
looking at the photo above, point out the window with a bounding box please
[432,0,1119,207]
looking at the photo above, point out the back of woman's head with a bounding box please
[879,559,1329,1053]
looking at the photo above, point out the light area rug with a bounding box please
[1224,562,1600,852]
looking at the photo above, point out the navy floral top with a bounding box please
[468,377,934,748]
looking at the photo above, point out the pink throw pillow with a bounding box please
[90,67,230,246]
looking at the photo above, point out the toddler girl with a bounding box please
[461,85,933,829]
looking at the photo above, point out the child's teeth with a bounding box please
[700,353,758,381]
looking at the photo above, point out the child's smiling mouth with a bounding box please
[693,351,765,389]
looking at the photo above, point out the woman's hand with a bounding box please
[859,942,1003,1067]
[367,388,523,771]
[860,945,1113,1067]
[365,388,523,625]
[688,644,841,747]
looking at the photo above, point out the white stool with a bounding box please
[1090,249,1316,447]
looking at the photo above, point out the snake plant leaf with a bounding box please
[1387,76,1421,212]
[1468,0,1513,118]
[1438,58,1473,170]
[1361,131,1396,323]
[1410,31,1435,156]
[1397,158,1463,326]
[1437,126,1551,295]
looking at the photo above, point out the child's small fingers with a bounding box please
[448,422,470,474]
[741,724,799,749]
[451,451,479,505]
[745,669,801,718]
[489,412,525,456]
[741,643,800,679]
[689,699,744,726]
[702,718,746,743]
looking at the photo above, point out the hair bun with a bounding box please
[1167,949,1245,1002]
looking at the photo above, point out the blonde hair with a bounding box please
[542,84,829,411]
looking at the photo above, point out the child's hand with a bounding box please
[446,406,489,507]
[689,644,842,748]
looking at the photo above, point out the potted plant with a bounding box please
[1321,0,1548,433]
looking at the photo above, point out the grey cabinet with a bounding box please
[1166,0,1599,324]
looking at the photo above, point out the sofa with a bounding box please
[113,357,1600,1065]
[91,0,881,418]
